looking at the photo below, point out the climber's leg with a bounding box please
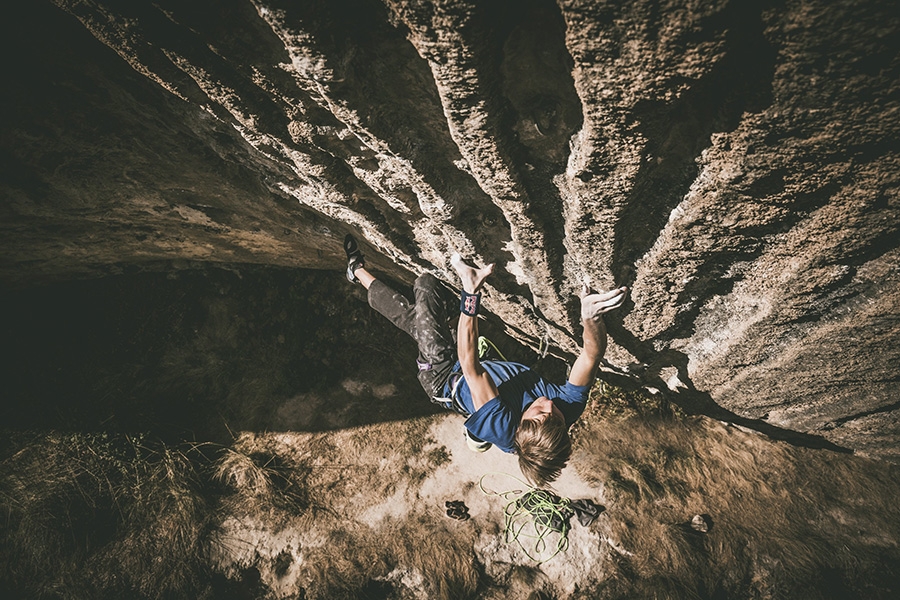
[411,273,456,398]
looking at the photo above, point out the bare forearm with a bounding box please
[450,254,499,408]
[568,316,608,387]
[569,285,626,386]
[457,313,481,377]
[582,316,607,362]
[457,312,499,409]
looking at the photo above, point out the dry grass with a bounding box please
[4,384,900,599]
[287,516,481,600]
[0,432,211,600]
[213,445,309,515]
[394,517,482,599]
[572,382,900,600]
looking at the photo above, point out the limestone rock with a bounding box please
[2,0,898,459]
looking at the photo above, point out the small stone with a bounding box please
[690,514,710,533]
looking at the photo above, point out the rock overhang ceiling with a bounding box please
[2,0,899,459]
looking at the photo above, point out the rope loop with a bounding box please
[479,473,574,564]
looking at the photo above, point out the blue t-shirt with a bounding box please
[452,360,590,453]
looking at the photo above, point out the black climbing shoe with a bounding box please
[445,500,470,521]
[344,234,365,282]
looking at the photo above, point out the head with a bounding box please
[514,397,572,487]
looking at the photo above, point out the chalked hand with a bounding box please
[580,286,628,321]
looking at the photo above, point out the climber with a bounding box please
[343,234,626,487]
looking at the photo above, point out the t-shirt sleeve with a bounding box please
[464,397,517,453]
[554,381,591,424]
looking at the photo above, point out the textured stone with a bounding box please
[2,0,898,459]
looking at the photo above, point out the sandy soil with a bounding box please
[209,409,616,598]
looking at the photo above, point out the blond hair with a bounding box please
[514,412,572,487]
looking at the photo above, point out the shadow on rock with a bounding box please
[605,320,852,454]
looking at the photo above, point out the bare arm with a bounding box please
[568,287,627,387]
[451,254,498,411]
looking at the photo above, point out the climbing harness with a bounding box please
[430,335,507,416]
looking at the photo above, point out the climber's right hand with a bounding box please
[580,286,628,321]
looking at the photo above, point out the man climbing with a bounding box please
[344,234,626,487]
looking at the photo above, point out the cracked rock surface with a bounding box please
[2,0,899,459]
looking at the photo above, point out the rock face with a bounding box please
[2,1,899,459]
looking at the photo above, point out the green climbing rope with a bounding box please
[479,473,574,564]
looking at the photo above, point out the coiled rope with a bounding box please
[479,473,574,564]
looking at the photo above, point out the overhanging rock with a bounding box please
[2,0,898,459]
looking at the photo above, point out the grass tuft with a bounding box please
[214,447,279,497]
[572,381,900,600]
[212,440,310,518]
